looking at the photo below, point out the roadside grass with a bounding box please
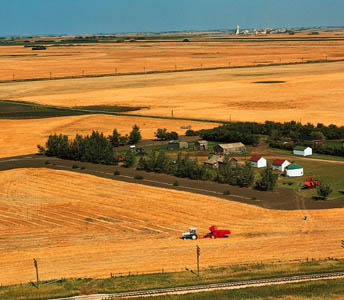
[1,259,344,300]
[133,278,344,300]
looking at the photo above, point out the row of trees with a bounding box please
[154,128,179,141]
[195,120,344,143]
[137,152,277,190]
[109,125,141,147]
[38,131,117,164]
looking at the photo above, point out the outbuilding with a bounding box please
[167,140,188,150]
[204,155,224,169]
[285,163,304,177]
[272,159,290,172]
[194,140,208,151]
[293,146,312,156]
[249,156,267,168]
[213,142,246,155]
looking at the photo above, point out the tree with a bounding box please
[155,128,168,140]
[237,162,254,187]
[123,150,135,168]
[129,125,141,144]
[255,165,277,191]
[317,183,332,200]
[109,129,121,147]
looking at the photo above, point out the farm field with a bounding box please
[1,60,344,125]
[0,114,218,158]
[1,32,344,81]
[1,168,343,285]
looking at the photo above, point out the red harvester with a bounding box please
[303,176,321,189]
[201,225,231,239]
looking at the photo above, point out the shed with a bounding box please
[167,140,188,150]
[285,163,304,177]
[204,155,237,169]
[204,155,224,169]
[213,142,246,155]
[293,146,312,156]
[249,156,267,168]
[272,159,290,172]
[194,140,208,150]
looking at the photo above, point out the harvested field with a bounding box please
[1,32,344,81]
[0,168,343,285]
[0,115,218,158]
[1,61,344,125]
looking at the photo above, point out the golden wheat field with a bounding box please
[1,33,344,81]
[0,168,343,285]
[0,115,218,158]
[1,60,344,125]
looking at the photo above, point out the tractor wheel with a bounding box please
[182,237,186,240]
[191,235,197,240]
[211,235,216,239]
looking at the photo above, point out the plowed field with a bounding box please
[0,115,217,158]
[1,168,343,285]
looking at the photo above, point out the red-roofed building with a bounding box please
[249,156,267,168]
[272,159,290,172]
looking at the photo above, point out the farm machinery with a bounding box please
[181,225,231,240]
[303,176,321,189]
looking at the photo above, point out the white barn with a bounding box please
[293,146,312,156]
[272,159,290,172]
[249,156,267,168]
[285,163,304,177]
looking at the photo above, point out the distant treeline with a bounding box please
[188,121,344,144]
[269,140,344,157]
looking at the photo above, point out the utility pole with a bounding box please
[49,72,52,80]
[171,109,174,119]
[196,245,200,276]
[33,258,39,288]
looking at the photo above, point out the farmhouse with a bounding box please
[293,146,312,156]
[213,142,246,155]
[204,155,237,169]
[272,159,290,172]
[285,163,304,177]
[167,140,188,150]
[204,155,224,169]
[194,140,208,150]
[249,156,267,168]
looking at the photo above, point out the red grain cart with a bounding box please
[201,225,231,239]
[303,176,321,189]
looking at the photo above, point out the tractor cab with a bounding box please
[181,227,198,240]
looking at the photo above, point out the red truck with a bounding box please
[201,225,231,239]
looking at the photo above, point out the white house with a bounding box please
[285,163,304,177]
[249,156,267,168]
[293,146,312,156]
[272,159,290,172]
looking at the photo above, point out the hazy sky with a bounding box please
[1,0,343,36]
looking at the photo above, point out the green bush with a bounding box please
[114,170,120,175]
[223,190,230,195]
[72,164,79,169]
[173,180,180,186]
[134,174,143,180]
[44,160,50,165]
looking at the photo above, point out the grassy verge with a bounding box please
[134,278,344,300]
[1,259,344,300]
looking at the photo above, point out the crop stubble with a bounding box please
[0,168,343,285]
